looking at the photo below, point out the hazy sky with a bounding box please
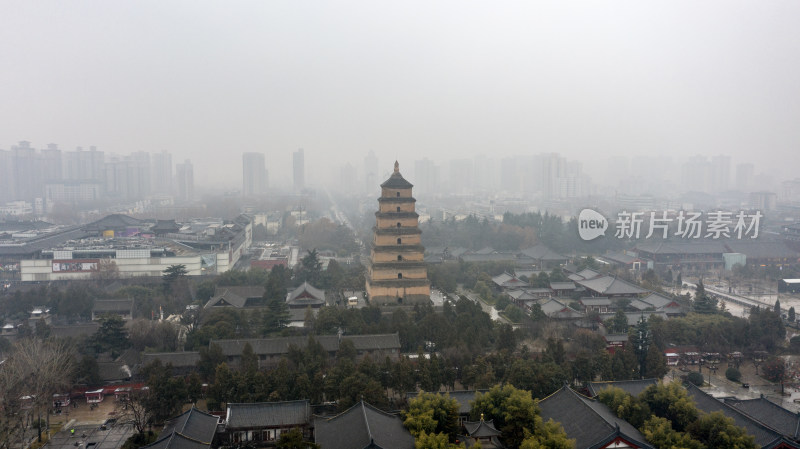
[2,1,799,188]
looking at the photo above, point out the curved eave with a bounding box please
[370,261,428,269]
[371,245,425,252]
[380,174,414,189]
[367,279,430,288]
[373,227,422,235]
[378,197,416,203]
[375,212,419,219]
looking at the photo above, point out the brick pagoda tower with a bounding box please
[366,161,431,305]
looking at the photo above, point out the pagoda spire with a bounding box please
[394,160,399,173]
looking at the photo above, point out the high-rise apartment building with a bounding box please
[11,142,41,202]
[175,159,194,202]
[710,155,731,193]
[242,152,267,196]
[735,163,755,192]
[40,144,63,184]
[0,150,13,203]
[364,150,378,194]
[151,151,173,195]
[63,146,105,183]
[293,148,305,192]
[413,158,438,196]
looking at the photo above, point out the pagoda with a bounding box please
[366,161,431,305]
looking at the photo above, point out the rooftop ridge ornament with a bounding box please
[394,160,399,173]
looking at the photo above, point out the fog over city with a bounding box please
[2,1,799,192]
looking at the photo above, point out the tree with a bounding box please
[640,382,698,432]
[641,416,704,449]
[265,265,290,301]
[162,264,189,293]
[140,360,187,424]
[644,341,667,380]
[276,428,319,449]
[241,342,259,374]
[687,411,757,449]
[415,431,465,449]
[762,357,786,383]
[90,258,120,282]
[470,384,542,449]
[530,303,546,321]
[789,307,796,322]
[162,264,188,283]
[596,387,651,428]
[775,299,782,315]
[686,372,704,386]
[119,389,152,435]
[725,367,741,382]
[404,392,460,439]
[264,297,290,334]
[611,310,629,333]
[297,249,323,286]
[0,339,75,444]
[519,420,575,449]
[692,280,718,314]
[92,315,130,356]
[630,316,651,378]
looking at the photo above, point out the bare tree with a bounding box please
[0,339,75,447]
[116,389,151,435]
[90,258,120,282]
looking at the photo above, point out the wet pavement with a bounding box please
[47,422,134,449]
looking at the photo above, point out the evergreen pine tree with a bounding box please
[692,280,718,314]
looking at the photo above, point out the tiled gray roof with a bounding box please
[640,293,673,308]
[597,311,668,327]
[286,282,325,305]
[460,253,517,263]
[314,401,414,449]
[724,397,800,440]
[93,299,133,313]
[629,299,655,311]
[205,286,266,308]
[380,170,413,189]
[144,432,210,449]
[162,407,219,443]
[98,361,131,382]
[211,333,400,356]
[463,420,501,437]
[50,323,99,339]
[406,390,485,415]
[576,276,648,296]
[540,299,584,319]
[600,252,640,265]
[226,400,310,429]
[724,241,799,260]
[141,352,200,369]
[685,383,783,447]
[635,241,727,256]
[539,385,649,449]
[579,298,611,306]
[586,379,658,398]
[518,244,567,261]
[144,408,218,449]
[576,268,602,279]
[550,282,576,290]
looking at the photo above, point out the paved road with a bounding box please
[458,289,510,324]
[48,422,134,449]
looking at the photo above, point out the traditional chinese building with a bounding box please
[366,161,431,305]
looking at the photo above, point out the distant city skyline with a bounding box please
[0,142,792,203]
[2,2,798,190]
